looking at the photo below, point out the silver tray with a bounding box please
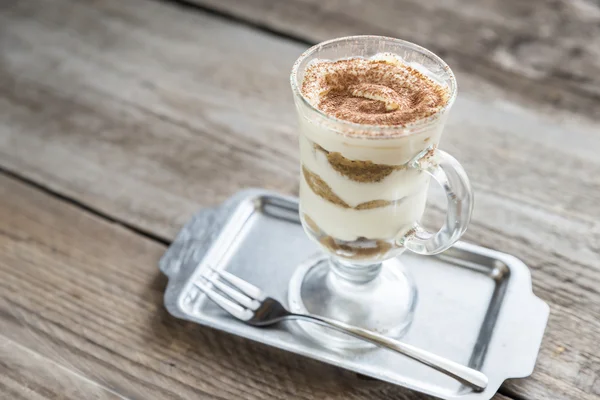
[160,190,549,399]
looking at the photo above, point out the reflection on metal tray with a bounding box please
[160,189,548,400]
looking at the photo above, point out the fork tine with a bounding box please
[193,281,253,320]
[202,274,260,310]
[208,266,265,301]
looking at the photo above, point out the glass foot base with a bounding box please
[288,255,418,349]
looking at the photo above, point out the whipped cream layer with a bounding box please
[298,115,445,165]
[299,176,428,241]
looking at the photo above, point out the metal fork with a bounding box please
[194,266,488,392]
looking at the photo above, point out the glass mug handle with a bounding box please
[401,146,474,255]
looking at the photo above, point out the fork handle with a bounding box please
[290,314,488,392]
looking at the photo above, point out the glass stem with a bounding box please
[329,258,382,284]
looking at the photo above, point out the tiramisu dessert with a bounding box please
[297,53,450,260]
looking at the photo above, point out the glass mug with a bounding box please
[288,36,473,348]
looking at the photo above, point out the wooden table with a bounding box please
[1,0,598,399]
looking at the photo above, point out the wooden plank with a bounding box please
[0,334,123,400]
[0,172,511,400]
[0,0,300,240]
[187,0,600,118]
[0,0,597,399]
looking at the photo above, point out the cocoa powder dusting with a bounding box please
[301,55,449,127]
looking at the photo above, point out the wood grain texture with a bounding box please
[0,0,598,399]
[0,173,512,400]
[0,335,122,400]
[1,0,599,235]
[188,0,600,118]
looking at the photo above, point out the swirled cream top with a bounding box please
[301,53,449,129]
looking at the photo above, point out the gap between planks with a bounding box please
[161,0,315,46]
[0,165,170,246]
